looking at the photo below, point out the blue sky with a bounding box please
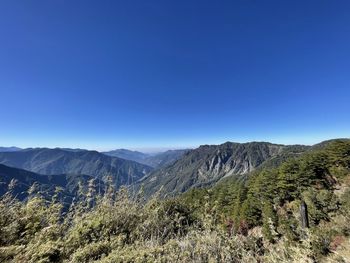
[0,1,349,151]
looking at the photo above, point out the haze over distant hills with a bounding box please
[103,149,148,163]
[0,148,152,188]
[0,146,189,169]
[0,147,22,152]
[103,149,189,168]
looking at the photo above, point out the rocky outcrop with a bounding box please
[136,142,309,197]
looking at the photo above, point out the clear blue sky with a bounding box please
[0,0,349,151]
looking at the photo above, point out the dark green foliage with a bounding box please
[181,139,350,246]
[239,198,262,228]
[302,188,338,225]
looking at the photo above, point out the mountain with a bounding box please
[143,149,190,168]
[0,148,152,189]
[137,142,309,197]
[56,147,88,152]
[103,149,149,164]
[0,146,22,152]
[0,163,104,202]
[103,149,189,168]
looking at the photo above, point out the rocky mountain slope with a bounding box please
[137,142,309,197]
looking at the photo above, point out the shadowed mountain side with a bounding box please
[0,163,104,203]
[0,148,152,189]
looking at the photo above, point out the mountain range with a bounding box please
[0,147,22,152]
[136,142,310,197]
[0,148,152,188]
[103,149,189,168]
[0,140,344,201]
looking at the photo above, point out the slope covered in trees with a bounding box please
[182,139,350,260]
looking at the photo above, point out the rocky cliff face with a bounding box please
[197,142,283,178]
[137,142,308,197]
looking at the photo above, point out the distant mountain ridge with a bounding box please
[137,141,310,197]
[103,149,189,168]
[103,149,148,163]
[0,148,152,189]
[0,146,189,168]
[1,140,347,202]
[0,146,22,152]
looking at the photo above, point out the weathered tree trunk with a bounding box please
[300,200,309,228]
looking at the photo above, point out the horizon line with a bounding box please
[1,136,349,153]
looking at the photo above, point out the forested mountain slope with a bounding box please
[181,139,350,261]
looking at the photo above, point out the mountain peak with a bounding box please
[136,141,310,197]
[0,146,22,152]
